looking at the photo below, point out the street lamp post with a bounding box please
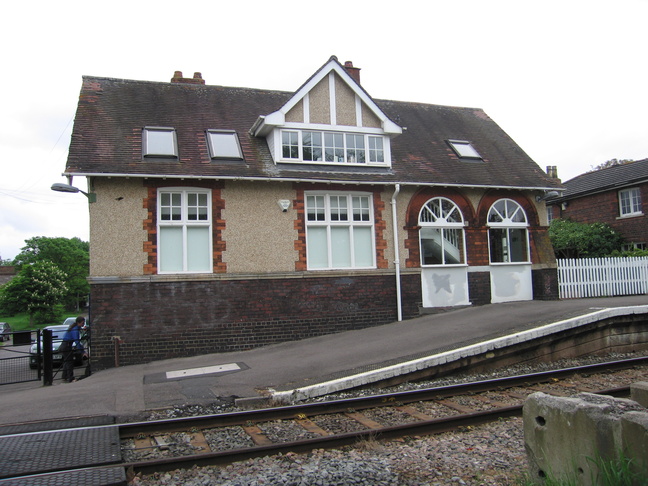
[51,183,96,203]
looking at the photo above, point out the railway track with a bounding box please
[2,357,646,483]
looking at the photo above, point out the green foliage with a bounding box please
[0,313,33,331]
[588,158,634,173]
[13,236,89,311]
[548,219,625,259]
[611,248,648,257]
[0,261,67,325]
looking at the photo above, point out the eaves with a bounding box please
[65,171,560,193]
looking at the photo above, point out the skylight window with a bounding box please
[143,127,178,157]
[447,140,482,159]
[207,130,243,159]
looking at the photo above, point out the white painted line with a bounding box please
[166,363,240,380]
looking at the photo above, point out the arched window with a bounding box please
[419,197,466,265]
[487,199,529,263]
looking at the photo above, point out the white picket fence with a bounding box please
[557,257,648,299]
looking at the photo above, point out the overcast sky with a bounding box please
[1,0,646,261]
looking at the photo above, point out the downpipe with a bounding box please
[391,184,402,321]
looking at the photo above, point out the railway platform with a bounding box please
[1,296,646,426]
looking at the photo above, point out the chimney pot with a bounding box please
[171,70,205,85]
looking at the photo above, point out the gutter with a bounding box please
[391,184,402,321]
[63,172,560,193]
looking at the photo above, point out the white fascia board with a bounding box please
[66,172,560,192]
[254,59,402,138]
[251,111,286,137]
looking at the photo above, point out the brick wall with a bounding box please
[89,273,422,369]
[553,183,648,245]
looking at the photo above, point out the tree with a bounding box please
[588,158,634,172]
[549,219,625,259]
[0,261,67,325]
[13,237,89,311]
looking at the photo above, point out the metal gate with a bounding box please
[0,330,40,385]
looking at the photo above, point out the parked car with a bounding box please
[0,322,11,342]
[29,318,89,369]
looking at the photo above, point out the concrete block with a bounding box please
[630,381,648,408]
[620,411,648,477]
[524,392,645,485]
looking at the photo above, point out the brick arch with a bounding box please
[404,187,475,268]
[475,190,539,227]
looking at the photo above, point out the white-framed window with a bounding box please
[305,192,375,269]
[487,199,530,263]
[143,127,178,157]
[303,131,323,161]
[282,131,299,159]
[622,242,646,252]
[280,130,388,165]
[619,187,642,217]
[158,188,212,273]
[419,197,466,266]
[206,130,243,159]
[368,136,384,163]
[447,139,482,159]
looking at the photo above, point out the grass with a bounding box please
[0,312,80,331]
[518,452,645,485]
[0,313,33,331]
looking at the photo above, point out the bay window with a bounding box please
[158,189,212,273]
[306,192,375,269]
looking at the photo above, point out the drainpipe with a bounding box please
[391,184,403,321]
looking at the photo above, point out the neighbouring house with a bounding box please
[0,266,16,286]
[546,159,648,250]
[62,56,562,369]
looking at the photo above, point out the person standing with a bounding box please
[61,316,87,383]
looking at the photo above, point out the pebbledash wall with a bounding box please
[88,273,422,369]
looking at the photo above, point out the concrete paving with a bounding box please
[1,296,646,425]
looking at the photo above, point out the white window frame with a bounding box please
[305,192,376,270]
[279,129,389,166]
[418,197,467,266]
[618,187,642,217]
[206,130,243,159]
[487,199,530,264]
[157,188,212,274]
[143,127,178,157]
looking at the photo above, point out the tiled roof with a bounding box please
[552,158,648,200]
[66,75,561,190]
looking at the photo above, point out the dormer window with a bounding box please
[143,127,178,157]
[280,129,389,166]
[447,140,481,160]
[207,130,243,160]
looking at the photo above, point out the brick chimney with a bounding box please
[546,166,559,179]
[343,61,361,84]
[170,71,205,85]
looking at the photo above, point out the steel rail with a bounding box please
[123,384,632,475]
[118,356,647,438]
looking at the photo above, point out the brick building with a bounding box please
[62,57,562,368]
[547,159,648,250]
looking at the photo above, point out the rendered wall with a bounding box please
[89,178,148,276]
[221,182,298,274]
